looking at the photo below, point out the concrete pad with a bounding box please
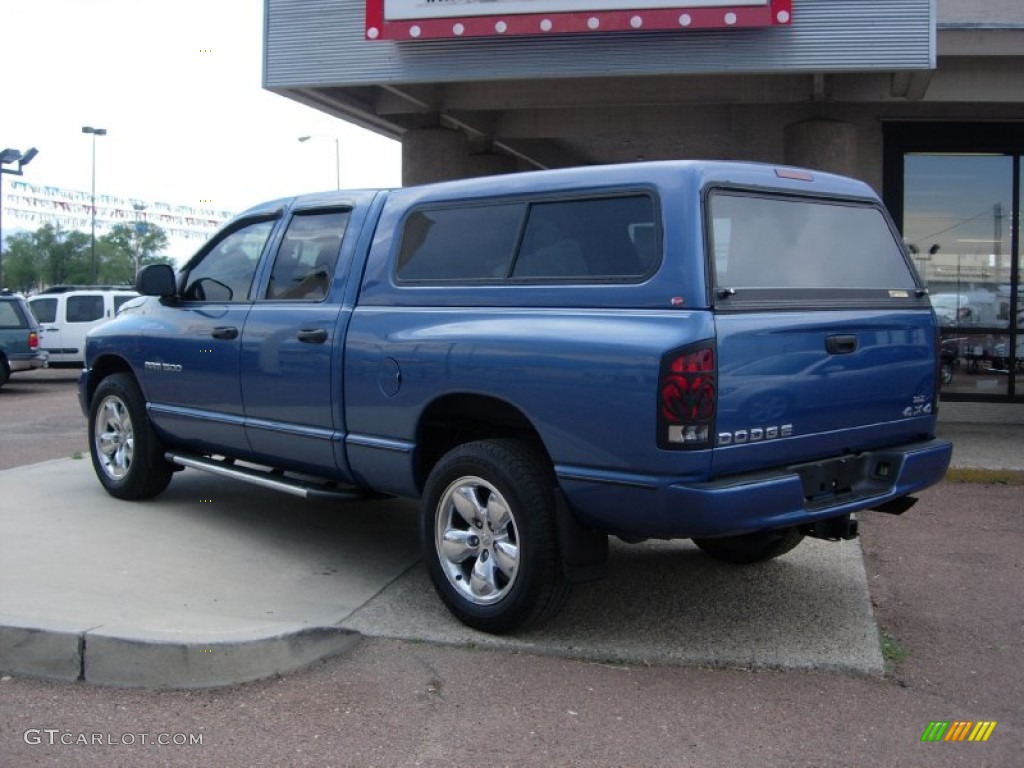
[0,458,420,687]
[343,537,884,675]
[83,626,359,689]
[0,615,92,682]
[1,457,884,686]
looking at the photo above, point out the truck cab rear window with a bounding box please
[396,194,658,283]
[710,192,916,291]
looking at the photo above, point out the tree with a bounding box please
[2,235,42,293]
[0,221,173,291]
[97,223,172,284]
[4,224,91,289]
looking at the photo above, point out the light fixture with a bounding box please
[0,146,40,289]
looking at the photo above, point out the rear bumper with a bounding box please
[559,438,953,539]
[7,351,48,372]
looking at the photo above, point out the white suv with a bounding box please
[28,286,139,367]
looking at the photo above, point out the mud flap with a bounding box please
[554,488,608,583]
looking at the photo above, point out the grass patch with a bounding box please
[71,451,84,460]
[944,467,1024,485]
[879,631,909,669]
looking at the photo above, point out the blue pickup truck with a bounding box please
[80,161,952,632]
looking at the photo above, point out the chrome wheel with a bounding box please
[435,475,520,606]
[94,394,134,481]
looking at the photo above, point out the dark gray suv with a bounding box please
[0,290,47,388]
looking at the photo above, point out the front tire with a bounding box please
[692,527,804,564]
[421,439,569,634]
[89,373,173,499]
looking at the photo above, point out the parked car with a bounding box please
[0,290,48,388]
[28,286,139,367]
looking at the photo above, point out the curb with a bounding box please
[0,615,360,689]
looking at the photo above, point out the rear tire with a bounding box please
[89,373,173,499]
[421,439,569,633]
[0,357,9,388]
[692,527,804,564]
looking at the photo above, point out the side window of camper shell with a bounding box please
[395,194,659,283]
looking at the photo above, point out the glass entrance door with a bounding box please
[886,123,1022,401]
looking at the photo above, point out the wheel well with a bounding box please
[84,355,135,407]
[416,394,549,492]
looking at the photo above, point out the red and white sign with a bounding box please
[365,0,792,41]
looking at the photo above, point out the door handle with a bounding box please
[211,326,239,340]
[825,335,858,355]
[297,328,328,344]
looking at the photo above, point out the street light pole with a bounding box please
[298,135,341,190]
[0,146,39,290]
[334,137,340,190]
[82,126,107,283]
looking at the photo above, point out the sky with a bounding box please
[1,0,402,262]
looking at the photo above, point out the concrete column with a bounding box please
[465,152,517,178]
[783,119,858,177]
[401,128,469,187]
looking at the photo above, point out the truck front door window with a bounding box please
[183,220,274,302]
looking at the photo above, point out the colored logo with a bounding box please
[921,721,997,743]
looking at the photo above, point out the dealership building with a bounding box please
[264,0,1023,403]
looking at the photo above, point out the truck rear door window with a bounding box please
[266,209,351,301]
[710,192,916,291]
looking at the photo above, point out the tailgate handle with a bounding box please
[825,335,858,355]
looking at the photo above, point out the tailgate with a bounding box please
[706,186,937,477]
[714,310,937,474]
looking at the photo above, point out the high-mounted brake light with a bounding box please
[775,168,814,182]
[658,343,716,449]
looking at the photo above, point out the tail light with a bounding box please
[658,343,716,449]
[28,331,39,350]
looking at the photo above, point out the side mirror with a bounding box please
[136,264,177,298]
